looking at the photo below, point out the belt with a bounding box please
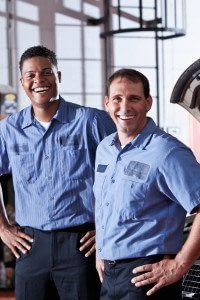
[105,258,136,266]
[53,223,95,233]
[22,223,95,234]
[104,254,174,266]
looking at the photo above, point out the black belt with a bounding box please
[53,223,95,233]
[105,258,136,266]
[104,254,173,266]
[22,223,95,234]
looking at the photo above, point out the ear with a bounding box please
[20,77,24,88]
[57,71,61,83]
[146,95,153,112]
[104,96,109,112]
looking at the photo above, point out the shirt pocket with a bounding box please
[60,148,91,179]
[13,153,36,183]
[117,178,148,218]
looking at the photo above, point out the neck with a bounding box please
[33,100,59,122]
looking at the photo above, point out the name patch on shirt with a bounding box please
[124,161,150,180]
[97,164,108,173]
[12,143,29,154]
[59,135,82,148]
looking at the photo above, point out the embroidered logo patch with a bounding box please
[13,143,29,154]
[124,161,150,180]
[97,164,108,173]
[59,135,82,148]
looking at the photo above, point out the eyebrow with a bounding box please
[111,93,141,98]
[24,67,52,74]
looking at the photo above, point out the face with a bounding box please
[20,56,61,108]
[105,77,152,141]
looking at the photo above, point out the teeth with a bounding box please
[118,115,134,120]
[34,87,49,92]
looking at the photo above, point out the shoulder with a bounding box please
[64,99,112,124]
[0,106,30,128]
[62,99,99,118]
[97,133,116,150]
[152,126,189,152]
[152,128,198,172]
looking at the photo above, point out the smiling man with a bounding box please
[0,45,115,300]
[94,68,200,300]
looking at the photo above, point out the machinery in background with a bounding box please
[0,84,17,119]
[171,60,200,299]
[182,215,200,299]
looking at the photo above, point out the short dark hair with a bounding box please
[107,68,150,98]
[19,45,58,72]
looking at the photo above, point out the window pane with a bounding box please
[0,0,6,12]
[84,27,101,59]
[17,22,39,58]
[84,3,100,18]
[59,60,82,94]
[55,13,81,25]
[85,61,102,93]
[114,36,155,67]
[56,26,81,59]
[85,94,103,110]
[16,1,39,21]
[62,0,81,12]
[0,17,8,85]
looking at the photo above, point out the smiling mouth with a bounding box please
[117,114,135,120]
[33,86,50,93]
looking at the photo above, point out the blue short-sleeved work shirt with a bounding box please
[94,118,200,260]
[0,97,115,230]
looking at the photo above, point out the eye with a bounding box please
[129,97,141,103]
[43,69,53,76]
[112,96,121,103]
[24,72,35,79]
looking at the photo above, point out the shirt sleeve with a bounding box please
[157,146,200,214]
[91,109,116,145]
[0,121,10,175]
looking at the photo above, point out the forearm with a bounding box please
[175,208,200,271]
[131,207,200,296]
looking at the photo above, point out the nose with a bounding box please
[120,99,131,113]
[34,72,45,83]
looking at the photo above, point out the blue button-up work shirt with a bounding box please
[94,118,200,260]
[0,97,115,230]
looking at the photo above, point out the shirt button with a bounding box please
[117,157,121,161]
[111,179,115,183]
[45,155,49,159]
[98,248,102,252]
[102,225,104,229]
[106,202,109,206]
[48,176,52,180]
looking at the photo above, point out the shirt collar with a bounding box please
[21,96,68,129]
[52,96,69,124]
[110,118,157,150]
[21,106,34,129]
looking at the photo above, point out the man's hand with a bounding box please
[96,257,104,282]
[0,223,33,259]
[79,230,95,257]
[131,257,186,296]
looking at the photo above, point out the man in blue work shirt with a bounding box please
[0,45,115,300]
[94,68,200,300]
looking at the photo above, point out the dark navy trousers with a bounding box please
[15,225,100,300]
[101,256,182,300]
